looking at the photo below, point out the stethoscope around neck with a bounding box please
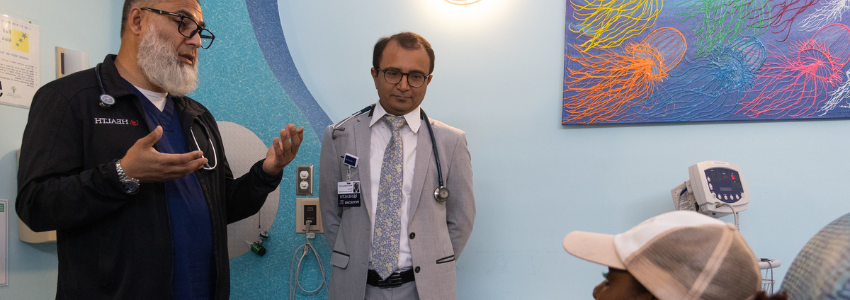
[94,63,218,171]
[332,104,450,202]
[95,63,117,109]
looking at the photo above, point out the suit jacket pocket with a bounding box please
[331,251,350,269]
[436,255,456,264]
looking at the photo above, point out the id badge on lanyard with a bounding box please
[338,153,362,207]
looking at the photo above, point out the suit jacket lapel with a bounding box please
[354,113,375,219]
[408,117,433,224]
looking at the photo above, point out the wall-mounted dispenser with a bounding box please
[55,47,88,78]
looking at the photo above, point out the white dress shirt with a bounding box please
[368,103,420,271]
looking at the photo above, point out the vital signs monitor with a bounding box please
[671,161,749,217]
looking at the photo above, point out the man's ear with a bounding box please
[371,67,379,89]
[127,7,145,35]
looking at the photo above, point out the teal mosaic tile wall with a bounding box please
[191,0,331,298]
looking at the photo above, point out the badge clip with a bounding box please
[343,153,359,168]
[343,153,359,183]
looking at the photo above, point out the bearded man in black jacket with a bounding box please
[16,0,303,298]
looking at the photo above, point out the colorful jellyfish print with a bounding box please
[637,36,767,121]
[680,0,772,57]
[748,0,821,42]
[799,0,850,31]
[564,28,687,124]
[569,0,662,52]
[818,69,850,115]
[737,23,850,119]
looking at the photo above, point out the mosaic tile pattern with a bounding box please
[190,0,331,298]
[246,0,333,142]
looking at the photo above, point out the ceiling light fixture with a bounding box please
[445,0,481,5]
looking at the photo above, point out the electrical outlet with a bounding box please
[296,165,313,195]
[295,198,323,233]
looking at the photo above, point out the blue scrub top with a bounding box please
[128,81,215,299]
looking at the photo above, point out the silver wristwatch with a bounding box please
[116,159,140,194]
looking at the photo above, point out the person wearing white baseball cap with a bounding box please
[563,211,786,300]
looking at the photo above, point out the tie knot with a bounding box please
[383,115,406,131]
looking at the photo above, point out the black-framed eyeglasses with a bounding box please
[141,7,215,49]
[376,68,431,88]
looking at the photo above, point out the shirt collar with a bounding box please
[369,102,421,133]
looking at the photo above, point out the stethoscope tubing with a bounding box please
[191,118,218,170]
[95,64,116,109]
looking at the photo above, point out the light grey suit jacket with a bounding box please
[320,107,475,300]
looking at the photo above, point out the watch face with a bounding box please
[116,161,139,193]
[121,177,139,193]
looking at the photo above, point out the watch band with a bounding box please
[116,159,140,194]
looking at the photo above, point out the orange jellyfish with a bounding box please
[563,27,687,124]
[736,23,850,119]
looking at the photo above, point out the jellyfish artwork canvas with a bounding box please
[562,0,850,125]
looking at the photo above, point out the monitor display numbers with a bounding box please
[704,168,744,203]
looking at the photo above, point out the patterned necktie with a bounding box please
[372,114,406,280]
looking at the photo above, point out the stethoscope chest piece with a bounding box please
[434,186,449,202]
[99,94,115,109]
[95,63,116,109]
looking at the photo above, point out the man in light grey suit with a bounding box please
[320,32,475,300]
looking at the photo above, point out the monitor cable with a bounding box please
[289,220,328,299]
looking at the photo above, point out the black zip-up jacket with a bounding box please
[16,55,282,299]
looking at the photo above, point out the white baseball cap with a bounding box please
[563,211,762,300]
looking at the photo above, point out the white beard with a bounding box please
[137,24,198,97]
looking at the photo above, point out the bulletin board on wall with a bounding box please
[562,0,850,125]
[0,12,39,108]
